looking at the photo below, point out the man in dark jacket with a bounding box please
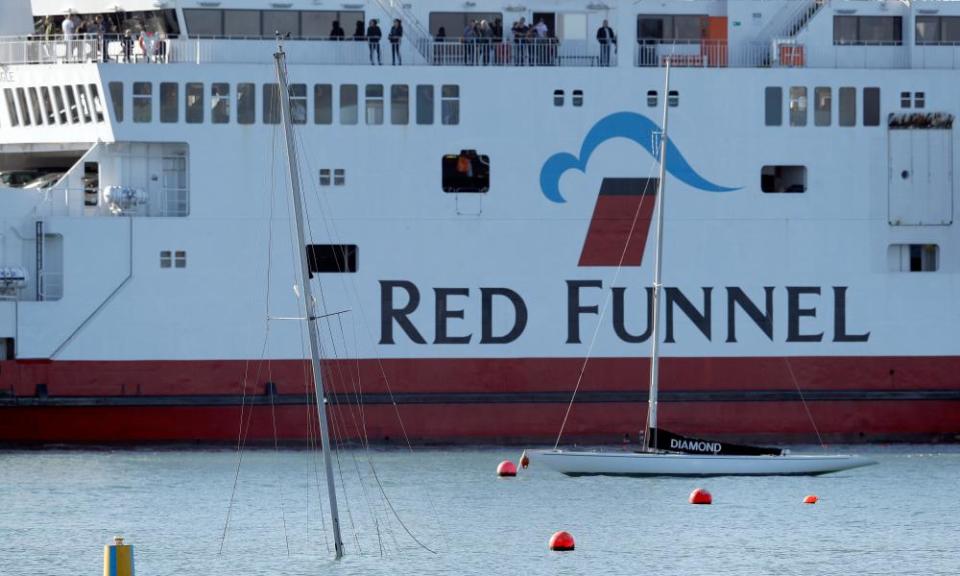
[597,20,616,66]
[389,19,403,65]
[367,19,382,64]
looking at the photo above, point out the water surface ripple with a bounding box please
[0,445,957,575]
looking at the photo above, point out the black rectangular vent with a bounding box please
[307,244,357,275]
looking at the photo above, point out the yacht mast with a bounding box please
[273,45,345,559]
[644,60,672,453]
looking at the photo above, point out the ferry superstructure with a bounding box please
[0,0,958,444]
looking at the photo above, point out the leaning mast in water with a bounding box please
[273,43,344,559]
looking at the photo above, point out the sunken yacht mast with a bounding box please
[273,39,344,558]
[1,0,959,445]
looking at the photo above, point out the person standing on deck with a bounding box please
[62,14,76,62]
[389,19,403,65]
[366,19,382,65]
[597,19,616,67]
[329,20,345,40]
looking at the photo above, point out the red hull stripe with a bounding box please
[1,356,959,443]
[3,389,960,407]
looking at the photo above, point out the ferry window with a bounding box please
[290,84,307,124]
[442,150,490,193]
[184,9,223,37]
[838,87,855,127]
[175,251,187,269]
[28,88,42,125]
[889,244,938,272]
[917,16,960,44]
[943,17,960,43]
[441,84,459,125]
[319,169,331,186]
[314,84,332,125]
[863,87,880,127]
[302,11,365,39]
[307,244,358,274]
[833,16,858,44]
[76,85,92,123]
[238,83,255,125]
[40,87,55,124]
[900,91,911,108]
[416,85,434,125]
[3,89,17,127]
[64,86,80,124]
[648,90,658,108]
[391,85,409,125]
[761,165,807,193]
[835,16,902,45]
[52,87,66,124]
[340,85,358,125]
[263,84,280,124]
[916,16,940,44]
[185,83,203,124]
[637,15,706,41]
[16,88,30,126]
[263,10,300,38]
[789,87,807,127]
[814,87,831,127]
[224,10,259,37]
[133,82,152,123]
[160,82,178,123]
[89,84,105,123]
[667,90,678,108]
[861,17,902,44]
[109,82,123,122]
[914,92,925,109]
[160,250,171,268]
[334,168,345,186]
[365,84,384,125]
[554,90,564,107]
[212,83,230,124]
[573,90,584,107]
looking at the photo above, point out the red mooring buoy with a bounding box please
[548,531,575,551]
[689,488,713,505]
[803,495,818,504]
[519,450,530,469]
[497,460,517,477]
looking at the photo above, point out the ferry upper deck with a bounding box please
[2,0,960,70]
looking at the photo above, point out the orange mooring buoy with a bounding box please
[548,531,575,551]
[519,450,530,469]
[689,488,712,505]
[497,460,517,477]
[803,495,818,504]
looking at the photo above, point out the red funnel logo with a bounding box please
[578,178,658,267]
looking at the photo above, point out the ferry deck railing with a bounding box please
[3,35,959,69]
[0,34,616,67]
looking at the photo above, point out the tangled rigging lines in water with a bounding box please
[217,118,441,559]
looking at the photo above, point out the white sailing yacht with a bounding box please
[534,62,875,477]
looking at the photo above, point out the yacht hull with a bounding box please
[533,449,876,476]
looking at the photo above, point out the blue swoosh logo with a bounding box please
[540,111,740,203]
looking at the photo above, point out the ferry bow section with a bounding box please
[1,0,959,444]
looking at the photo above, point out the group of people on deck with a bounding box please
[431,17,617,67]
[41,13,168,63]
[328,18,404,65]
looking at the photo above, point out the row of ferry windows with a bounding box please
[109,82,461,126]
[2,85,105,128]
[764,87,881,127]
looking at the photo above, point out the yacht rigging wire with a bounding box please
[292,125,442,554]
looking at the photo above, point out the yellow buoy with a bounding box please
[104,536,134,576]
